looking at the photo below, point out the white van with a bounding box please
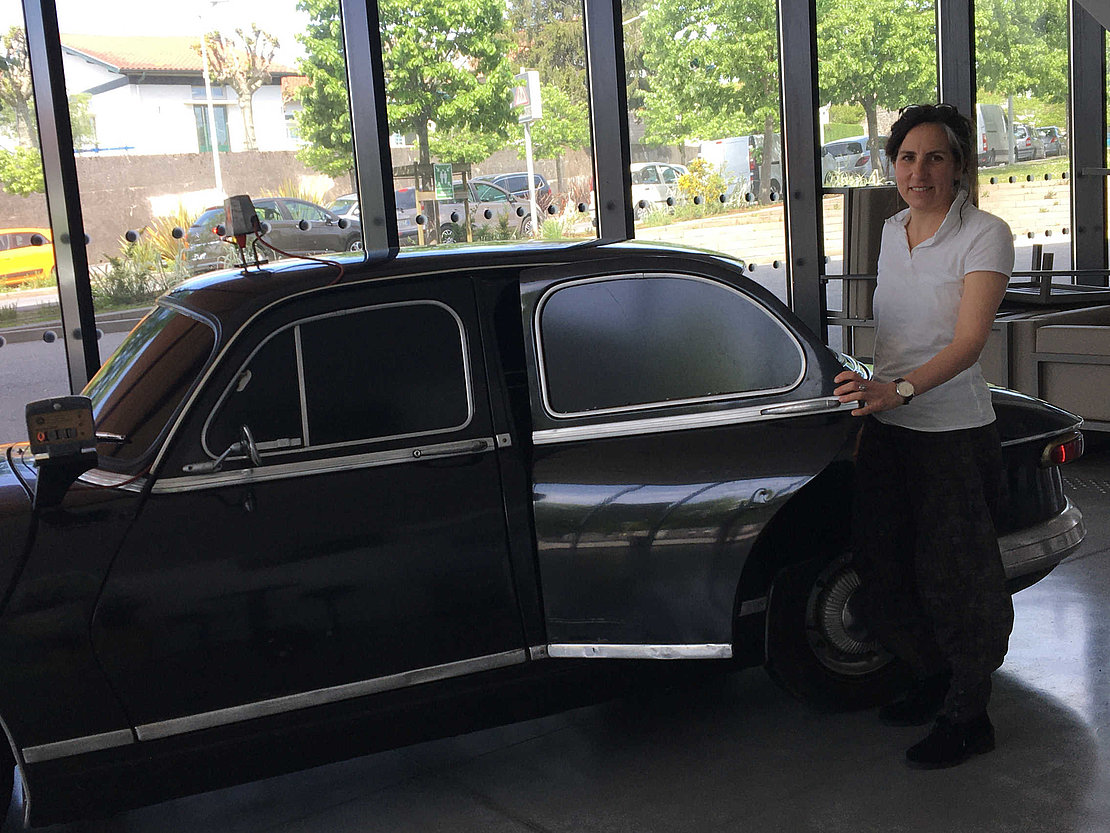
[977,104,1009,166]
[698,134,782,198]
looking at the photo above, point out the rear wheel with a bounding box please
[438,224,460,245]
[765,553,908,710]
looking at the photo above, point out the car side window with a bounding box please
[287,200,330,223]
[537,274,804,416]
[205,301,472,459]
[661,167,679,184]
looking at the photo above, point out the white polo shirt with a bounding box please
[872,191,1014,432]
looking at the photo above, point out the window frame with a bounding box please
[532,272,807,420]
[200,299,475,461]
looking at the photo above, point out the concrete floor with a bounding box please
[24,443,1110,833]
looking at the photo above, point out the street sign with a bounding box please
[512,70,542,124]
[433,164,454,201]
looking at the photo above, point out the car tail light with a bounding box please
[983,135,987,151]
[1040,430,1084,467]
[854,154,870,167]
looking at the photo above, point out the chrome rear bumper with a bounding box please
[999,499,1085,579]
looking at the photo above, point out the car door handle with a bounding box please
[759,399,843,416]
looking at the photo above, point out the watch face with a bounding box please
[896,380,914,398]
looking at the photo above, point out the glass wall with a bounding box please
[0,17,69,441]
[976,0,1072,275]
[54,0,357,335]
[624,0,788,302]
[382,0,597,247]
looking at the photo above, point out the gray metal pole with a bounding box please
[22,0,100,390]
[341,0,398,256]
[777,0,827,341]
[936,0,975,116]
[583,0,634,242]
[1069,0,1108,281]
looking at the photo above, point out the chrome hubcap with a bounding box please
[805,555,892,676]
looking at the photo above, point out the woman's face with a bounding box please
[893,122,960,214]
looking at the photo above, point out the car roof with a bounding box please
[161,241,748,339]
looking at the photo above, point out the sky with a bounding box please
[3,0,311,61]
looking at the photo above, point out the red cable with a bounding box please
[249,230,346,285]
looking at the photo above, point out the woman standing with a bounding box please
[834,103,1015,769]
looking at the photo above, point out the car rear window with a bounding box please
[85,304,217,469]
[537,274,805,416]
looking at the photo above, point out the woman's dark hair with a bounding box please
[885,103,975,185]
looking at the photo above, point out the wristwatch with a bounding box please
[893,377,915,404]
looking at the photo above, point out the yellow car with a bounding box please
[0,227,55,287]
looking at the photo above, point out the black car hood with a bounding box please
[0,443,35,604]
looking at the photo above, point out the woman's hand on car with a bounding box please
[834,370,903,417]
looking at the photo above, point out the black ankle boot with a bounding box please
[878,671,951,727]
[905,713,995,769]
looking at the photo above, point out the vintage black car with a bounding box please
[0,241,1085,827]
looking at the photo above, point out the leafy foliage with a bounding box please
[676,157,732,211]
[640,0,780,145]
[0,146,44,195]
[817,0,936,164]
[296,0,514,176]
[506,83,590,162]
[91,237,182,307]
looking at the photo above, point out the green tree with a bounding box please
[0,27,37,145]
[0,146,44,195]
[294,0,352,177]
[976,0,1067,103]
[296,0,513,178]
[196,24,280,151]
[639,0,780,197]
[817,0,937,172]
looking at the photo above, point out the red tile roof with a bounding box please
[61,34,294,75]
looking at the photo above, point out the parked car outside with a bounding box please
[434,179,535,243]
[329,190,420,244]
[630,161,688,218]
[0,227,54,287]
[0,240,1087,827]
[185,197,362,275]
[822,136,890,180]
[1037,126,1064,158]
[470,171,553,211]
[1013,124,1046,161]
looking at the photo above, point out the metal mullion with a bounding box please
[23,0,99,389]
[583,0,633,242]
[341,0,397,258]
[1068,0,1108,281]
[936,0,975,118]
[777,0,826,341]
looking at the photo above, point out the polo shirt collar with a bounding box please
[895,189,969,249]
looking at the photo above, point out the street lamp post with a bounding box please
[198,0,226,193]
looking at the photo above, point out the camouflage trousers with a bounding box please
[852,417,1015,722]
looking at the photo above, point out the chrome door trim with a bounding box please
[22,650,528,761]
[23,728,134,764]
[199,299,474,461]
[136,649,527,741]
[154,436,495,494]
[532,273,807,420]
[532,398,847,445]
[546,644,732,659]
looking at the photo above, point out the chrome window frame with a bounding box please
[533,272,808,420]
[199,299,474,461]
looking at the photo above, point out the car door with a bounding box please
[519,257,857,657]
[91,276,527,732]
[283,199,341,253]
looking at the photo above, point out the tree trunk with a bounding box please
[760,114,776,202]
[863,98,880,179]
[238,90,258,151]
